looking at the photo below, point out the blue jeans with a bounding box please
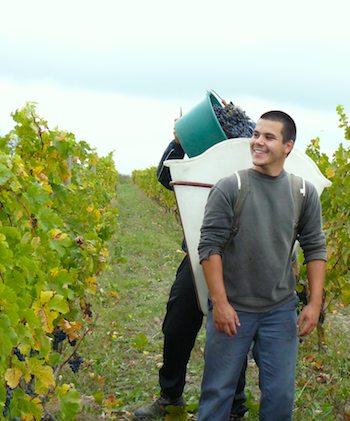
[198,297,299,421]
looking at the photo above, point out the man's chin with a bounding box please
[252,158,266,167]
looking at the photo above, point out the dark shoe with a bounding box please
[133,395,185,420]
[230,401,248,420]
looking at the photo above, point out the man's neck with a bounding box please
[252,164,285,177]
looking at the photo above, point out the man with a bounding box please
[134,130,248,420]
[197,111,327,420]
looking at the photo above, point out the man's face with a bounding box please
[250,118,294,175]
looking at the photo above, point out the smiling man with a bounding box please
[197,111,327,420]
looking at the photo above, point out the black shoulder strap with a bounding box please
[288,173,306,258]
[231,169,250,237]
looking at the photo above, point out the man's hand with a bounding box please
[173,108,182,144]
[213,301,240,336]
[297,303,321,336]
[173,126,180,144]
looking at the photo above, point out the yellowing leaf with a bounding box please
[33,166,45,176]
[325,167,335,178]
[85,276,97,295]
[95,209,101,221]
[40,290,55,305]
[50,228,62,239]
[57,233,68,241]
[50,267,60,277]
[5,367,23,388]
[103,394,122,408]
[86,204,94,213]
[35,306,58,333]
[57,383,71,396]
[30,362,55,393]
[341,287,350,306]
[100,248,109,257]
[59,319,81,340]
[19,169,29,178]
[43,183,53,194]
[39,172,48,181]
[61,173,71,182]
[49,150,59,159]
[49,228,68,241]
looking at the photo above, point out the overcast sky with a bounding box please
[1,0,349,174]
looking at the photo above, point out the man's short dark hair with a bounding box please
[260,111,297,143]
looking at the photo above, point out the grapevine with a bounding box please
[0,102,118,420]
[132,167,178,214]
[304,105,350,308]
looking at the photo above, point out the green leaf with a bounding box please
[59,387,81,421]
[0,162,11,185]
[92,390,104,405]
[132,333,149,352]
[341,284,350,306]
[48,294,69,314]
[48,351,61,366]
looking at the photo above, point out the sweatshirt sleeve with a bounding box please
[156,140,185,190]
[198,177,237,262]
[298,181,327,263]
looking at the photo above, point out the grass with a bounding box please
[56,177,350,420]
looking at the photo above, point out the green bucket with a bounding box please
[175,90,228,157]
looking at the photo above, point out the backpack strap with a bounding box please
[287,173,306,231]
[288,173,306,258]
[231,169,250,237]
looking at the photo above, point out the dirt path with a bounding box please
[73,178,198,419]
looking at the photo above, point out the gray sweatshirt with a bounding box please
[198,168,327,312]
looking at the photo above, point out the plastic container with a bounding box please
[174,90,227,157]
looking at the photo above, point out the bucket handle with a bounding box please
[209,89,228,106]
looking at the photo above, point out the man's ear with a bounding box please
[285,140,294,156]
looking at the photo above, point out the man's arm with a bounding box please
[202,254,240,336]
[156,140,185,190]
[297,259,326,336]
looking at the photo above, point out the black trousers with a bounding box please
[159,255,248,417]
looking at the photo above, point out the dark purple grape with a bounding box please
[213,103,256,139]
[52,328,67,351]
[68,354,84,373]
[13,347,25,362]
[24,376,36,397]
[3,386,13,417]
[68,339,77,347]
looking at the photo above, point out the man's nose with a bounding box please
[255,134,265,144]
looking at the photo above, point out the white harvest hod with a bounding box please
[164,138,331,314]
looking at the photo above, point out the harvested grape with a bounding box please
[213,102,255,139]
